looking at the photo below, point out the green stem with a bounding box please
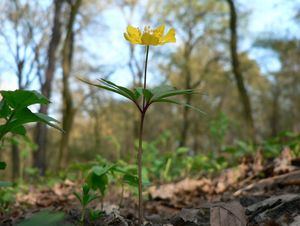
[142,45,150,107]
[137,112,145,226]
[137,45,149,226]
[80,206,85,226]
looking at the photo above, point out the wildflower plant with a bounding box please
[80,24,200,225]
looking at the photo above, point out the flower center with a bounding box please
[143,26,154,35]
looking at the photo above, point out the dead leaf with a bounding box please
[210,201,246,226]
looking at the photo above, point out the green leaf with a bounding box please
[100,79,137,101]
[78,77,136,102]
[87,193,99,204]
[0,161,7,170]
[1,90,50,110]
[10,125,26,135]
[82,183,90,195]
[3,108,62,134]
[153,98,205,114]
[86,169,109,196]
[134,87,153,102]
[123,174,138,187]
[35,113,63,132]
[0,99,11,118]
[0,181,12,187]
[73,191,82,204]
[151,87,195,101]
[16,211,66,226]
[91,164,114,176]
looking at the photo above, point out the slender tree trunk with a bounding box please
[270,86,280,137]
[11,142,20,181]
[226,0,255,141]
[179,93,192,147]
[58,0,81,169]
[179,45,192,147]
[33,0,63,175]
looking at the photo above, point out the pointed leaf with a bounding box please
[78,77,135,102]
[0,90,49,110]
[100,79,137,101]
[73,192,83,204]
[153,98,205,114]
[152,88,195,101]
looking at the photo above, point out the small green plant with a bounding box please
[74,183,99,224]
[0,89,62,187]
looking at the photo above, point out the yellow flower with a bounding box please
[124,25,176,46]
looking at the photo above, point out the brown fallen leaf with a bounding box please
[210,201,246,226]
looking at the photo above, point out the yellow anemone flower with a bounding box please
[124,24,176,46]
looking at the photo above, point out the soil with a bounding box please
[1,148,300,226]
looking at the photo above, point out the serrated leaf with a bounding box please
[0,90,49,110]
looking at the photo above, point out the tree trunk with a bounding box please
[58,0,81,169]
[270,85,280,137]
[11,142,20,181]
[179,44,192,147]
[226,0,256,141]
[33,0,63,175]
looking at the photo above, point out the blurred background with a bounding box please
[0,0,300,182]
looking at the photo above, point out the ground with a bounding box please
[1,148,300,226]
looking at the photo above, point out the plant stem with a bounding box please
[80,206,85,226]
[137,112,145,226]
[137,45,149,226]
[142,46,150,107]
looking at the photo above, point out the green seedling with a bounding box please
[74,183,99,224]
[89,209,103,221]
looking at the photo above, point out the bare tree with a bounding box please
[226,0,255,141]
[34,0,64,175]
[58,0,82,169]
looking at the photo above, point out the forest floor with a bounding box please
[1,147,300,226]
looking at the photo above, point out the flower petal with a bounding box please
[154,24,165,38]
[127,25,140,36]
[124,25,142,44]
[161,28,176,44]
